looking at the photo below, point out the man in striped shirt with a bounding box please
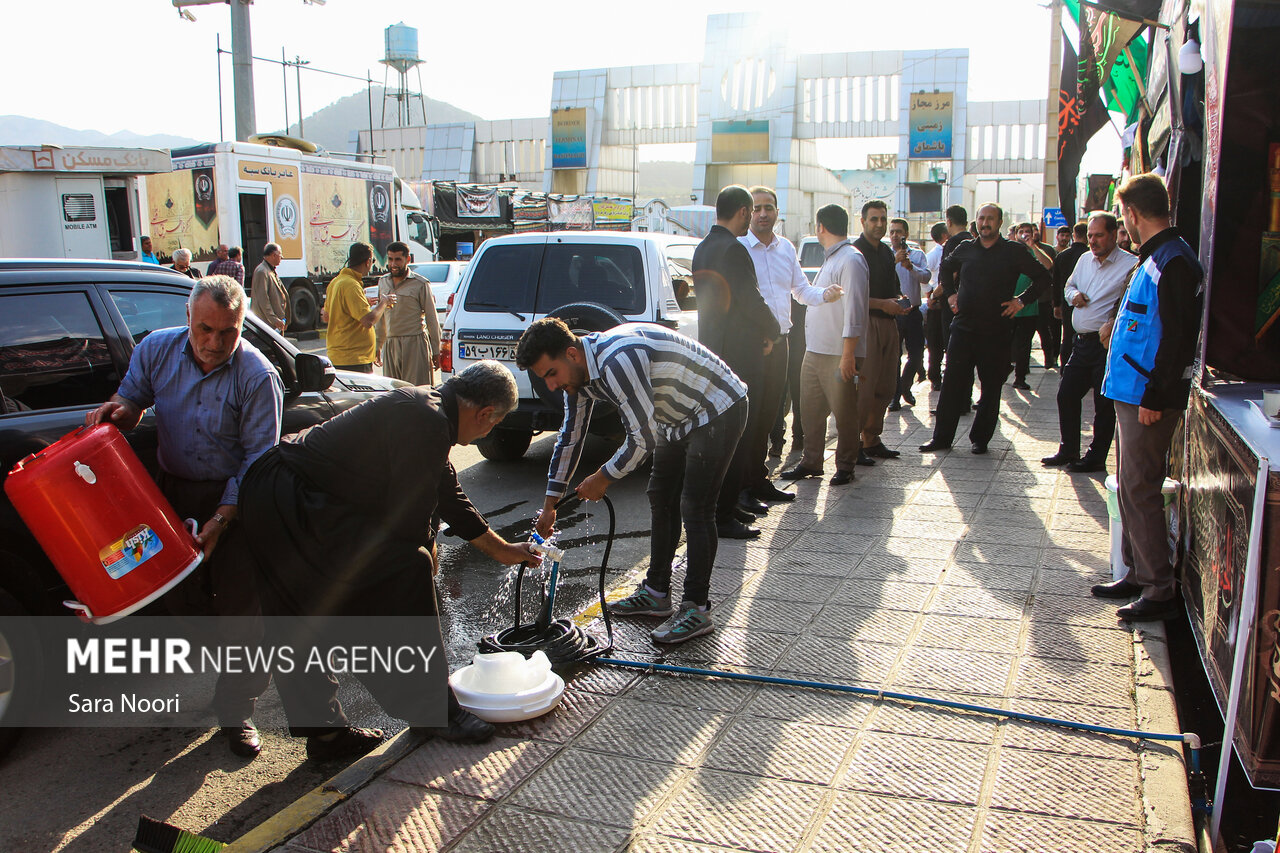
[519,319,748,644]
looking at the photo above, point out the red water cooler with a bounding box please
[4,423,203,624]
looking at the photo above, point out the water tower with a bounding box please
[380,22,427,128]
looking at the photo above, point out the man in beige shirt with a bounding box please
[376,241,440,385]
[250,243,289,332]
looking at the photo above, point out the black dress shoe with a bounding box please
[717,519,761,539]
[1012,379,1031,391]
[902,390,916,406]
[856,450,877,466]
[753,482,796,502]
[414,708,496,744]
[1091,578,1142,599]
[780,465,822,480]
[829,470,853,486]
[1067,457,1106,473]
[306,726,385,761]
[970,443,988,454]
[918,441,951,452]
[1041,452,1077,467]
[733,505,756,524]
[887,402,902,412]
[1117,596,1179,622]
[738,492,769,515]
[865,444,900,459]
[223,723,261,759]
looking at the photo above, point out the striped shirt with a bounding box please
[545,323,747,499]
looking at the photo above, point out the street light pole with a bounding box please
[230,0,256,140]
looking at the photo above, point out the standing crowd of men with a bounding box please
[83,171,1199,765]
[519,174,1199,660]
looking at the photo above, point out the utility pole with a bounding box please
[230,0,256,140]
[175,0,326,142]
[1043,0,1063,212]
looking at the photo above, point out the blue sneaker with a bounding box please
[651,602,714,644]
[610,584,675,617]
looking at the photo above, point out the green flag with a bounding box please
[1063,0,1149,123]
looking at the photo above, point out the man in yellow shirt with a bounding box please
[323,242,394,372]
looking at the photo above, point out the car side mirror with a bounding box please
[295,352,336,392]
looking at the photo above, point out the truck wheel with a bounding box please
[288,284,320,332]
[475,427,533,462]
[529,302,626,409]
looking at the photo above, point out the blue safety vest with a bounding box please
[1102,237,1200,406]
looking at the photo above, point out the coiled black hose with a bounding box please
[477,494,616,664]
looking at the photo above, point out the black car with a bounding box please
[0,259,406,755]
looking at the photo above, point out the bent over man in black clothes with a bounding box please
[920,203,1053,454]
[238,361,540,760]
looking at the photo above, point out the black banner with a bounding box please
[1058,28,1111,222]
[1183,389,1280,786]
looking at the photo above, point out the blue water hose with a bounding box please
[596,657,1206,803]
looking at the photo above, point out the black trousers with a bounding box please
[894,310,925,404]
[1055,332,1115,461]
[648,399,747,606]
[1059,305,1075,366]
[155,472,269,727]
[926,307,952,386]
[929,322,1014,448]
[741,335,788,485]
[772,305,806,446]
[716,357,764,522]
[1011,315,1039,381]
[1038,300,1061,368]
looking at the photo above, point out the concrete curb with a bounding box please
[222,728,422,853]
[1133,620,1200,853]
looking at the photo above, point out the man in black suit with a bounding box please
[693,185,782,539]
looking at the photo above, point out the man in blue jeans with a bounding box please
[520,318,748,644]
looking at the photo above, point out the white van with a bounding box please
[441,231,699,461]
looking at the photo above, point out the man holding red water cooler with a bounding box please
[86,275,284,759]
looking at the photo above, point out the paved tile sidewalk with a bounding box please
[249,364,1196,853]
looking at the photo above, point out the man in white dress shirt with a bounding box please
[1041,212,1136,472]
[738,185,810,503]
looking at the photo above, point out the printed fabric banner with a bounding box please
[592,200,633,230]
[303,173,372,279]
[239,161,303,261]
[549,198,594,230]
[907,93,953,159]
[143,168,220,263]
[456,186,501,219]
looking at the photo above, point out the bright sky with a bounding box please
[4,0,1119,188]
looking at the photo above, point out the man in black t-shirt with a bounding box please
[920,204,1052,454]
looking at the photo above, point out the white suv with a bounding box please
[441,231,699,461]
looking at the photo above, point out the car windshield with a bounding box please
[799,241,824,268]
[410,262,452,283]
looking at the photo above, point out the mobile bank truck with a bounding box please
[0,145,172,262]
[139,137,438,331]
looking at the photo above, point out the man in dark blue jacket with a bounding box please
[1091,174,1203,622]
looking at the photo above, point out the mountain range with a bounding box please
[1,92,695,203]
[0,86,484,155]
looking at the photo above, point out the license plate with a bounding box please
[457,341,517,361]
